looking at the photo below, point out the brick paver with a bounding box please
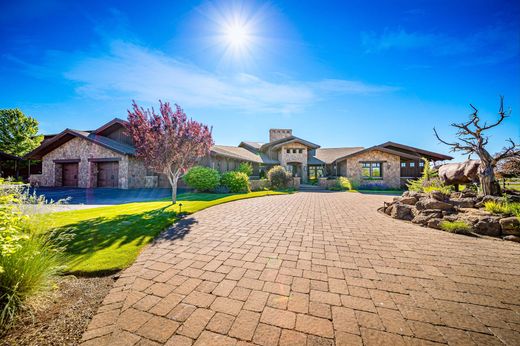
[82,192,520,345]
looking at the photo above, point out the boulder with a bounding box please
[399,196,418,205]
[503,235,520,243]
[412,213,436,226]
[450,197,476,209]
[429,190,447,201]
[391,203,413,221]
[403,191,426,199]
[500,217,520,236]
[384,204,394,216]
[416,198,454,211]
[475,195,504,208]
[427,218,443,229]
[473,217,502,237]
[420,209,443,217]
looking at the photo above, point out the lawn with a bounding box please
[44,191,285,276]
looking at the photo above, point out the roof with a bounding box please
[25,128,135,160]
[334,142,453,162]
[312,147,365,164]
[94,118,128,135]
[260,136,320,151]
[239,141,264,151]
[211,145,264,163]
[0,150,22,161]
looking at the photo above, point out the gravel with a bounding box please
[0,275,115,346]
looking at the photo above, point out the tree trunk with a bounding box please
[166,170,179,204]
[479,163,501,196]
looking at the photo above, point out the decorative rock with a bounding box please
[473,217,502,237]
[475,195,504,208]
[420,209,443,217]
[427,218,443,229]
[391,203,413,221]
[450,197,476,208]
[503,235,520,243]
[500,217,520,236]
[412,214,436,225]
[416,198,453,211]
[399,196,418,205]
[384,204,394,216]
[429,190,447,201]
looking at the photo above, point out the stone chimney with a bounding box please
[269,129,292,142]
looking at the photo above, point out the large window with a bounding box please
[361,162,382,179]
[308,166,324,180]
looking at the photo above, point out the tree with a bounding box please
[126,101,213,203]
[496,155,520,179]
[0,109,43,157]
[434,97,519,196]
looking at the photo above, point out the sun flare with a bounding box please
[225,22,250,47]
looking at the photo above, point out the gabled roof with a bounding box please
[239,141,264,152]
[25,128,135,160]
[312,147,365,164]
[334,142,453,162]
[94,118,128,135]
[260,136,320,151]
[211,145,264,163]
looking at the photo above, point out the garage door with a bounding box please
[97,162,119,188]
[62,163,79,187]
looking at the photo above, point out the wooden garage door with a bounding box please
[62,163,79,187]
[97,162,119,188]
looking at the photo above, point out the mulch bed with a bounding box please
[0,275,115,346]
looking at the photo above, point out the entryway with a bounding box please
[62,163,79,187]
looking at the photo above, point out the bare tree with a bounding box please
[434,97,519,196]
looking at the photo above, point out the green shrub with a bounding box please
[0,184,66,330]
[484,200,520,217]
[337,177,352,190]
[407,159,452,194]
[183,166,220,192]
[267,166,292,190]
[439,220,472,234]
[220,171,250,193]
[236,162,253,176]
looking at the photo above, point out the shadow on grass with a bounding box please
[53,206,191,276]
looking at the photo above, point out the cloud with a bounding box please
[361,25,519,65]
[48,41,396,114]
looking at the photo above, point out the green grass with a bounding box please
[44,191,285,275]
[439,220,472,234]
[484,200,520,217]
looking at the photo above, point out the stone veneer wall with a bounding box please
[35,137,131,188]
[278,143,308,182]
[128,157,147,188]
[342,149,401,189]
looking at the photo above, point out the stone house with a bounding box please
[26,119,452,189]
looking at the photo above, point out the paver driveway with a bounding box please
[82,192,520,346]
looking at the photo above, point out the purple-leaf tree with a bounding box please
[126,100,214,203]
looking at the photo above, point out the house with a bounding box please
[26,119,453,189]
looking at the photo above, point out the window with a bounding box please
[410,162,415,168]
[286,149,290,153]
[298,149,303,154]
[419,161,424,167]
[361,162,382,179]
[292,149,297,153]
[401,162,406,168]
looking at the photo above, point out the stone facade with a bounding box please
[340,149,401,189]
[269,129,292,142]
[33,137,132,188]
[278,143,308,182]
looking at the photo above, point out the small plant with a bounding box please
[267,166,292,190]
[183,166,220,192]
[220,171,250,193]
[337,177,352,190]
[484,200,520,217]
[236,162,253,176]
[407,159,452,194]
[439,220,472,234]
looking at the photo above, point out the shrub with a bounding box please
[0,184,66,330]
[267,166,292,190]
[407,159,452,194]
[183,166,220,192]
[439,220,472,234]
[236,162,253,176]
[337,177,352,190]
[484,200,520,217]
[220,171,250,193]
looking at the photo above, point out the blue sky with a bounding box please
[1,0,519,160]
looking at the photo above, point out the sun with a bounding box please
[224,22,251,47]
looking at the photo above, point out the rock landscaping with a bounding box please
[383,189,520,242]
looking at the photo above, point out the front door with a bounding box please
[62,163,79,187]
[97,162,119,188]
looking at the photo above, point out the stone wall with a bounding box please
[278,143,308,182]
[33,137,131,188]
[128,157,147,188]
[250,179,269,191]
[342,149,401,189]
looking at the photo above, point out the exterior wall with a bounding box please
[128,157,147,188]
[34,137,131,188]
[278,143,308,182]
[341,149,401,189]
